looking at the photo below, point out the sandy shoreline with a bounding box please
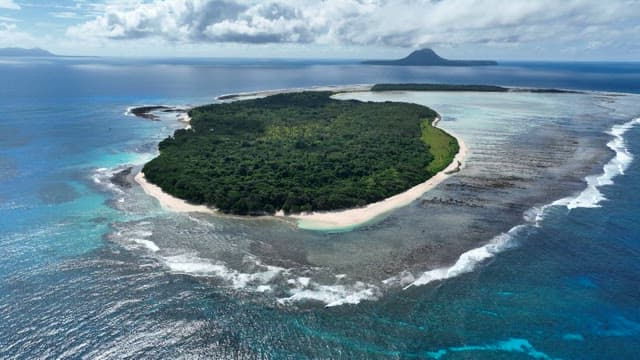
[133,109,210,212]
[290,125,468,230]
[216,84,373,102]
[135,172,214,213]
[134,89,468,231]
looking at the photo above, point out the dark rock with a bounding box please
[110,167,134,188]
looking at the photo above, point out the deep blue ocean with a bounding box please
[0,58,639,359]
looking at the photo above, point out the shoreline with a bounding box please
[135,172,214,214]
[134,88,468,231]
[290,123,467,230]
[216,84,373,102]
[179,112,192,129]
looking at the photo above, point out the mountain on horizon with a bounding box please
[362,48,497,66]
[0,47,57,57]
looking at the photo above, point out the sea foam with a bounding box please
[91,167,125,195]
[404,117,640,289]
[278,278,381,307]
[404,226,526,289]
[553,117,639,209]
[162,253,285,291]
[425,338,555,359]
[160,250,381,306]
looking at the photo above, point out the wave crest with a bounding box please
[403,117,639,289]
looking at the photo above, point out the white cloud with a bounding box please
[51,12,82,19]
[66,0,640,52]
[0,22,36,47]
[0,0,20,10]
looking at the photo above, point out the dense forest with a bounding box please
[143,92,459,215]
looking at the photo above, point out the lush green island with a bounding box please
[362,48,497,66]
[142,92,459,216]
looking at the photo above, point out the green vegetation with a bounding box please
[143,91,458,215]
[421,121,459,173]
[372,83,509,92]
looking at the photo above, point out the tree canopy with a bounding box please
[143,91,458,215]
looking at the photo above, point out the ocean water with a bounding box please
[1,58,639,359]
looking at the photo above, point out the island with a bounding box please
[362,48,497,66]
[0,47,57,57]
[140,91,461,220]
[370,83,582,93]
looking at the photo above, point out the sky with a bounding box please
[0,0,639,60]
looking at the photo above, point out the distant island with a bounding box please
[0,47,57,57]
[141,91,459,216]
[370,83,581,93]
[362,48,497,66]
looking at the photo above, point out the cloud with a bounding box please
[0,16,18,22]
[0,0,20,10]
[66,0,640,51]
[51,12,82,19]
[0,22,36,47]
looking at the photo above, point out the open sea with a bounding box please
[1,57,639,359]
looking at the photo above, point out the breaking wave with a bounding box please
[553,117,639,209]
[278,277,381,307]
[403,117,640,289]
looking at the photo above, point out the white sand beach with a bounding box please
[216,84,373,102]
[133,108,211,213]
[135,172,215,214]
